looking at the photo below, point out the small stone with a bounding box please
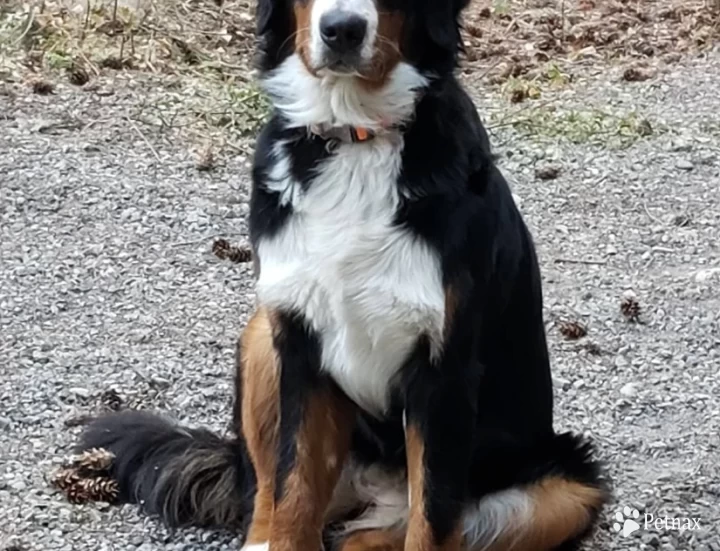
[661,544,675,551]
[151,376,171,388]
[31,79,55,95]
[10,480,27,492]
[673,214,692,227]
[643,533,660,548]
[622,290,637,301]
[623,65,654,82]
[676,160,694,171]
[695,268,720,283]
[620,382,639,397]
[70,387,90,398]
[535,164,561,180]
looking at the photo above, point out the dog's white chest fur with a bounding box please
[256,138,444,415]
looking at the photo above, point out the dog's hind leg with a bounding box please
[462,477,607,551]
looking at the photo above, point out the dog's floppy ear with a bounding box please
[256,0,282,35]
[256,0,294,71]
[424,0,469,52]
[411,0,470,74]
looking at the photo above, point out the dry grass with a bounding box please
[1,0,718,146]
[489,103,659,148]
[1,0,257,77]
[0,0,268,151]
[463,0,720,89]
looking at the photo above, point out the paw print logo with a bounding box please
[613,507,641,537]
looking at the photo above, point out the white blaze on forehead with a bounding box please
[309,0,379,68]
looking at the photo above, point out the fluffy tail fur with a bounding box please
[78,411,253,528]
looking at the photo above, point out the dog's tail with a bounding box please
[78,411,254,528]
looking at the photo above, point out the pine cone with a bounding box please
[65,482,92,504]
[52,466,90,503]
[620,292,641,322]
[196,146,215,171]
[212,238,253,263]
[227,246,252,263]
[558,320,587,340]
[52,467,81,491]
[68,64,90,86]
[31,79,54,95]
[80,477,120,503]
[622,66,654,82]
[212,238,231,258]
[71,448,115,474]
[100,388,123,411]
[100,56,124,70]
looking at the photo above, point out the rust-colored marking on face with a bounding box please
[294,0,316,74]
[292,0,404,87]
[362,6,405,89]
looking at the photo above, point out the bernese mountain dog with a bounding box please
[78,0,610,550]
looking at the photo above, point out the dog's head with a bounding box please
[256,0,470,129]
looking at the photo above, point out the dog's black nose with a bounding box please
[320,11,367,54]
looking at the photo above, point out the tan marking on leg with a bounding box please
[239,307,280,545]
[405,426,463,551]
[339,529,405,551]
[271,387,355,551]
[361,8,405,89]
[481,478,608,551]
[294,0,316,74]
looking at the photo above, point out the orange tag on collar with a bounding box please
[354,127,370,141]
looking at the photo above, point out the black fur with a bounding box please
[73,0,609,546]
[79,411,254,528]
[255,0,294,71]
[249,0,609,545]
[272,310,324,502]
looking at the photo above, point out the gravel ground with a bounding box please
[2,50,720,550]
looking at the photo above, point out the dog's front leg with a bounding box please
[270,311,354,551]
[403,287,479,551]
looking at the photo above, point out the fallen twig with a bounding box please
[125,116,161,162]
[554,257,607,265]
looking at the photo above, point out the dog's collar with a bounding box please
[309,124,377,143]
